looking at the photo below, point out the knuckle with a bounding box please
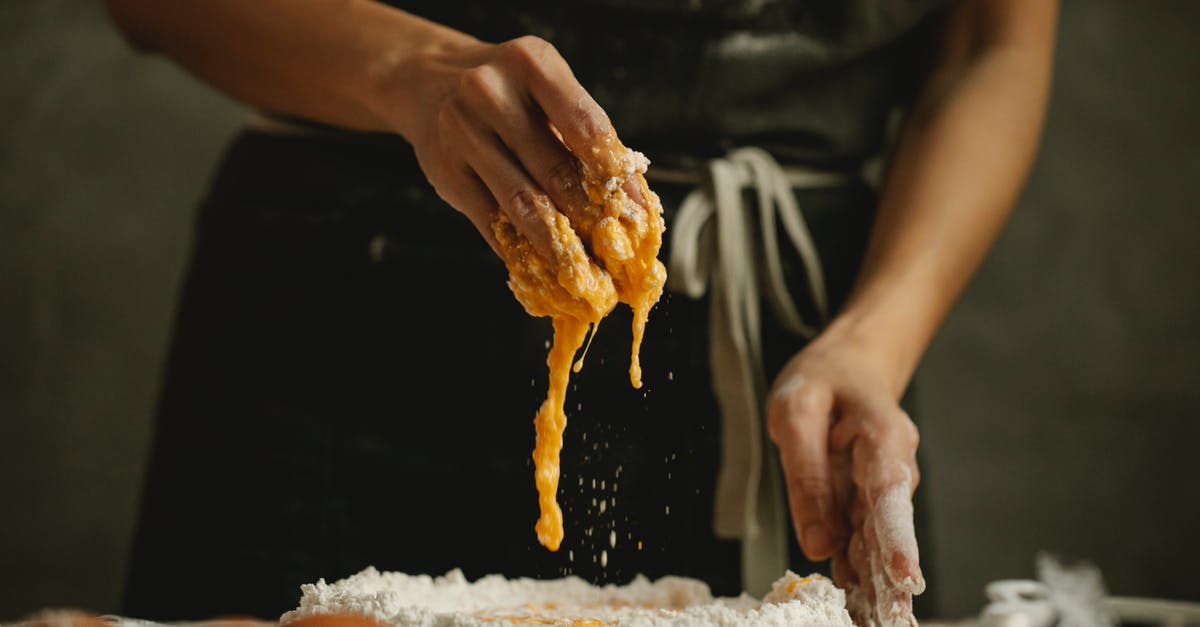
[436,104,464,134]
[570,103,611,143]
[905,420,920,449]
[787,385,827,418]
[458,66,503,104]
[545,157,582,195]
[502,35,557,68]
[425,165,466,206]
[765,396,799,443]
[429,179,459,209]
[858,406,919,451]
[767,384,826,443]
[789,471,832,500]
[891,411,920,449]
[498,36,611,145]
[423,162,450,191]
[508,187,550,223]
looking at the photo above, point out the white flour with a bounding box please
[281,567,853,626]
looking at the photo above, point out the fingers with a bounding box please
[767,379,844,561]
[830,404,924,626]
[459,65,597,238]
[845,526,875,626]
[830,406,920,496]
[438,167,503,257]
[499,36,622,174]
[441,36,623,263]
[831,549,858,590]
[622,174,647,210]
[437,88,560,262]
[418,128,502,257]
[863,508,918,627]
[844,492,919,627]
[834,407,924,595]
[874,478,925,595]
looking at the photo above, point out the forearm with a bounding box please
[827,2,1058,397]
[102,0,477,135]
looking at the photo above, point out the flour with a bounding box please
[281,567,854,627]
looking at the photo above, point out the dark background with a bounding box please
[2,0,1198,622]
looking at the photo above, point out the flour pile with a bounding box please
[281,566,854,626]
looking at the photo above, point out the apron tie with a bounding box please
[658,146,853,596]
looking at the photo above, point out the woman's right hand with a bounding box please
[102,2,634,262]
[372,34,623,261]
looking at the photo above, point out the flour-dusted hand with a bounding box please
[762,0,1061,621]
[767,329,924,627]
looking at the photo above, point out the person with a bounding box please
[101,0,1058,625]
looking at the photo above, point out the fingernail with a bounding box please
[802,523,833,556]
[911,571,927,595]
[623,176,645,206]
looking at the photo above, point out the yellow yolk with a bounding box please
[787,576,816,594]
[492,137,666,551]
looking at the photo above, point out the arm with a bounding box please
[835,0,1059,390]
[767,0,1059,623]
[102,0,450,134]
[102,0,625,258]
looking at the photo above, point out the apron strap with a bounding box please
[659,147,854,596]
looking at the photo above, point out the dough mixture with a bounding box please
[492,134,667,552]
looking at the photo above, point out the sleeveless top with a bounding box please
[383,0,949,170]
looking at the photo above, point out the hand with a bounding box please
[766,327,925,627]
[375,33,630,260]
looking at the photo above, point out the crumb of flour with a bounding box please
[280,567,854,627]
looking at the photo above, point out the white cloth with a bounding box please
[659,147,854,597]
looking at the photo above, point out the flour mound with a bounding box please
[281,566,854,626]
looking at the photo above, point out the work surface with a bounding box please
[12,614,977,627]
[15,606,1200,627]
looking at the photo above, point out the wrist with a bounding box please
[819,288,936,399]
[362,14,484,143]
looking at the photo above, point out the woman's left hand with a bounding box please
[766,327,924,626]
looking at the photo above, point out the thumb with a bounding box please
[767,379,845,561]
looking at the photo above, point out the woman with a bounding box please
[103,1,1058,624]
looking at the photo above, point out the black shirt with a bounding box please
[385,0,948,168]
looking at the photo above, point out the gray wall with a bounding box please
[917,1,1200,617]
[1,0,245,617]
[2,0,1197,622]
